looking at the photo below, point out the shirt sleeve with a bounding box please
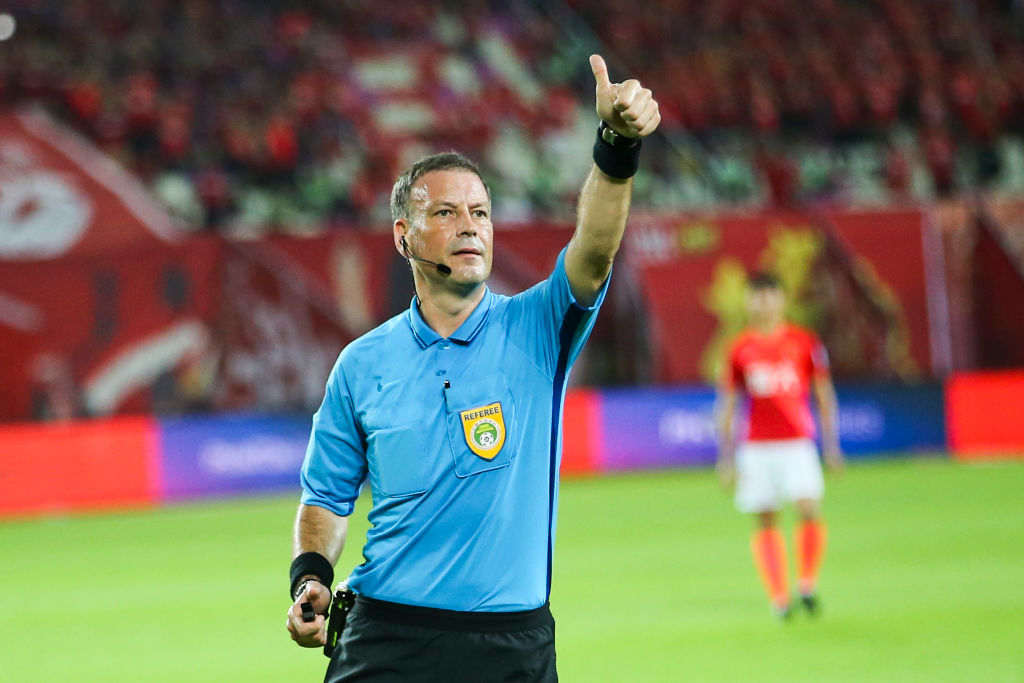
[504,246,611,376]
[721,338,745,390]
[299,359,367,517]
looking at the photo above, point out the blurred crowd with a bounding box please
[575,0,1024,206]
[2,0,1023,233]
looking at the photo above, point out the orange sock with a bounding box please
[751,528,789,609]
[796,520,827,596]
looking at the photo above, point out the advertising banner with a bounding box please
[947,371,1024,458]
[833,383,946,455]
[0,416,158,517]
[599,386,719,470]
[561,389,602,474]
[0,381,951,519]
[595,383,946,471]
[156,413,312,501]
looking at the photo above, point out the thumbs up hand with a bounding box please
[590,54,661,140]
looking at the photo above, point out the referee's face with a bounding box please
[408,169,493,287]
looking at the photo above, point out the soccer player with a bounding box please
[284,55,660,681]
[715,272,843,619]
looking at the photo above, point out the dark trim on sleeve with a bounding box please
[545,304,586,598]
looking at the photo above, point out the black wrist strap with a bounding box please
[290,551,335,600]
[593,122,642,179]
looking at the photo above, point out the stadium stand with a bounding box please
[3,0,1023,233]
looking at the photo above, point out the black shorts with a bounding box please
[324,596,557,683]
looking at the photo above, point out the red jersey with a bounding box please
[723,324,830,441]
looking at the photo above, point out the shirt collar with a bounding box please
[408,287,493,348]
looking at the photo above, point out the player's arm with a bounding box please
[813,374,844,472]
[565,54,660,306]
[714,385,739,490]
[286,503,349,648]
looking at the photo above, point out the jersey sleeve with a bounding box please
[504,246,611,376]
[299,359,368,517]
[721,338,745,390]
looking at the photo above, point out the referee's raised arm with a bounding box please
[565,54,661,306]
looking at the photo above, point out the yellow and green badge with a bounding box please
[460,402,506,460]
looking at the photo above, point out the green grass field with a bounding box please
[2,457,1022,682]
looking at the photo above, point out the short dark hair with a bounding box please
[748,271,782,291]
[389,152,491,223]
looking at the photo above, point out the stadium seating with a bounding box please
[3,0,1023,231]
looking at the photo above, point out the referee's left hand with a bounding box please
[286,581,331,648]
[590,54,661,140]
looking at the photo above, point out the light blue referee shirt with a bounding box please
[300,247,609,612]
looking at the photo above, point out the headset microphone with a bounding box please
[401,236,452,276]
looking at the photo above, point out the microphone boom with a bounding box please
[402,236,452,275]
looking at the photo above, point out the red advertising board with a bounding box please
[947,371,1024,458]
[0,416,158,517]
[560,389,602,474]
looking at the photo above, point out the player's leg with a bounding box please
[751,509,791,618]
[735,443,790,617]
[794,497,826,614]
[782,440,827,614]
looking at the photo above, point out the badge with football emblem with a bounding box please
[460,402,506,460]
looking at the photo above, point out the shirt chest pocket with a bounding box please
[444,374,517,477]
[363,379,430,498]
[365,421,430,497]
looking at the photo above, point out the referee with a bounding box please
[285,55,660,682]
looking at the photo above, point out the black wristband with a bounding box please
[290,551,334,600]
[593,122,642,179]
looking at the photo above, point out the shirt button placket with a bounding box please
[437,341,449,377]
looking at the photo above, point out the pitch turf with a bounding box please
[1,457,1021,682]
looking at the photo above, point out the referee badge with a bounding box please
[460,402,506,460]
